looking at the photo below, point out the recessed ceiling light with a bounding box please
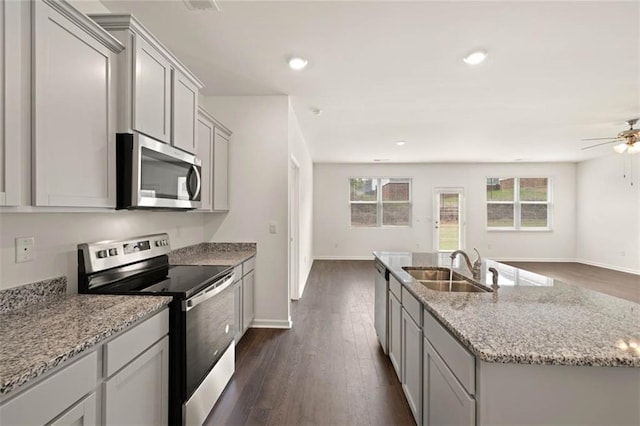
[396,141,406,146]
[463,49,488,65]
[288,57,308,70]
[310,107,323,116]
[373,159,390,162]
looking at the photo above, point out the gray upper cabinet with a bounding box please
[196,106,232,212]
[133,37,171,143]
[33,0,124,207]
[90,14,203,154]
[0,0,24,206]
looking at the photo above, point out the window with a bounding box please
[486,177,551,230]
[350,178,411,227]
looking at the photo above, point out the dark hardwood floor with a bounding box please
[503,262,640,304]
[204,260,414,426]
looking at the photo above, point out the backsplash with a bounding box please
[0,277,66,314]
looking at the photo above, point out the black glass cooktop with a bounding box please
[140,265,233,298]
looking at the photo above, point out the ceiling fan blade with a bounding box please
[580,137,619,141]
[581,140,620,150]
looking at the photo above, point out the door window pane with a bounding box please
[350,178,377,201]
[438,193,460,251]
[520,178,548,201]
[350,203,377,227]
[486,178,515,201]
[382,203,410,226]
[521,204,548,227]
[487,204,514,227]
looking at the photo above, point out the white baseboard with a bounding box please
[575,259,640,276]
[251,318,292,329]
[313,255,374,261]
[493,257,576,263]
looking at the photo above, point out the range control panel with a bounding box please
[79,234,171,273]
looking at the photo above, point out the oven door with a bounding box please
[118,133,202,209]
[183,273,237,399]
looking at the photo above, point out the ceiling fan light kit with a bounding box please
[582,118,640,154]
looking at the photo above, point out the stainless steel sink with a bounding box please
[418,280,490,293]
[403,267,453,281]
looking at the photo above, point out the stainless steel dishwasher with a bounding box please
[374,260,389,354]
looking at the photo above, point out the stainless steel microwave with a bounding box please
[116,133,202,210]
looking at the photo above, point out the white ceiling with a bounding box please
[101,0,640,163]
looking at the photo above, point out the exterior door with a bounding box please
[433,189,464,252]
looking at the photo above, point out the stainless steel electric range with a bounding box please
[78,234,236,426]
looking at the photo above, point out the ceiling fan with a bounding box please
[582,118,640,154]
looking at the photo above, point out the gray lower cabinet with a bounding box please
[401,307,422,424]
[234,256,256,341]
[388,291,402,380]
[0,308,169,425]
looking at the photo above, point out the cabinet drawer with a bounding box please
[401,287,422,327]
[423,309,475,395]
[389,274,402,300]
[0,351,98,426]
[243,256,255,276]
[104,308,169,377]
[233,265,242,282]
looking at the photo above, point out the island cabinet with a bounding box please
[233,256,256,342]
[401,287,423,424]
[90,14,203,154]
[388,275,403,380]
[32,0,124,207]
[196,106,232,212]
[0,308,169,426]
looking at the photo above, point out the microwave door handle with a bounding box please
[192,165,201,200]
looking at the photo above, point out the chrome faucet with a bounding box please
[450,248,482,280]
[488,267,500,290]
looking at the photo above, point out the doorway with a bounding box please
[289,156,300,300]
[433,188,465,252]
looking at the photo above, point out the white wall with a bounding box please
[67,0,110,14]
[200,96,292,328]
[576,154,640,274]
[288,102,313,297]
[314,162,577,261]
[0,212,205,292]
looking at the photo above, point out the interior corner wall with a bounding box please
[288,100,314,297]
[199,95,291,327]
[0,212,206,292]
[576,154,640,274]
[313,162,577,261]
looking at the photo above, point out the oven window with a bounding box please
[140,147,200,201]
[185,282,236,398]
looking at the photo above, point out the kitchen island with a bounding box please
[374,251,640,426]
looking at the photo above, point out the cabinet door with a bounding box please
[212,128,230,211]
[49,393,97,426]
[104,336,169,426]
[196,112,214,211]
[423,339,475,426]
[402,308,422,424]
[132,37,171,143]
[234,278,243,341]
[242,270,254,332]
[33,1,118,207]
[388,292,402,380]
[172,70,198,154]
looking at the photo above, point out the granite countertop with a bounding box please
[374,251,640,368]
[0,292,172,396]
[169,242,256,267]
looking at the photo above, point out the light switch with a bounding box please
[16,237,35,263]
[269,222,277,234]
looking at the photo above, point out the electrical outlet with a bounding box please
[416,243,420,249]
[16,237,35,263]
[621,250,626,257]
[487,244,492,249]
[269,222,277,234]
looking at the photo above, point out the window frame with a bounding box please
[348,177,412,228]
[486,177,553,231]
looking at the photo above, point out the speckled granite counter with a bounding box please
[0,281,172,396]
[374,251,640,368]
[169,242,256,266]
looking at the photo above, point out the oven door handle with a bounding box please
[182,272,236,312]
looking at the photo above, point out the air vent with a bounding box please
[183,0,219,11]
